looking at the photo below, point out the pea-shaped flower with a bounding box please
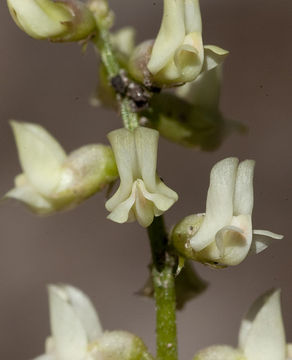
[5,121,118,215]
[172,157,283,267]
[7,0,96,42]
[194,289,291,360]
[105,127,178,227]
[33,284,154,360]
[146,0,228,85]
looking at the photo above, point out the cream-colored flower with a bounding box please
[172,157,283,267]
[105,127,178,227]
[147,0,228,85]
[194,289,291,360]
[7,0,95,42]
[5,121,118,214]
[33,284,154,360]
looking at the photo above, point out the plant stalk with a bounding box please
[148,216,178,360]
[93,14,177,360]
[92,19,139,130]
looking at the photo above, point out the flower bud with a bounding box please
[5,121,118,214]
[7,0,96,42]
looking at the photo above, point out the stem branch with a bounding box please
[148,216,178,360]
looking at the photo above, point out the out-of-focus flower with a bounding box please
[129,0,228,86]
[105,127,178,227]
[33,284,154,360]
[172,157,283,267]
[193,289,291,360]
[5,121,118,214]
[7,0,96,42]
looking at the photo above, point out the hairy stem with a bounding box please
[148,216,178,360]
[92,20,138,130]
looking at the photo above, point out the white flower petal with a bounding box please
[48,285,88,359]
[147,0,185,75]
[134,182,156,228]
[184,0,202,33]
[105,129,137,211]
[233,160,255,216]
[107,182,137,224]
[239,289,286,360]
[5,174,53,214]
[62,285,103,342]
[134,127,159,191]
[10,121,66,196]
[190,157,239,252]
[202,45,229,72]
[250,229,283,254]
[215,215,252,266]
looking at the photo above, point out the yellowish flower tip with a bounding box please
[32,284,153,360]
[105,127,178,227]
[7,0,96,42]
[128,0,228,87]
[172,157,283,267]
[5,121,118,215]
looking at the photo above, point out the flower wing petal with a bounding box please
[202,45,229,72]
[10,121,66,196]
[184,0,202,33]
[106,129,137,211]
[147,0,185,75]
[233,160,255,216]
[5,174,53,214]
[250,230,283,254]
[62,285,103,342]
[134,127,159,191]
[48,285,87,359]
[107,182,136,224]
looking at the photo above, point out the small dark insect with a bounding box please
[110,71,151,112]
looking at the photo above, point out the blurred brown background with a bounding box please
[0,0,291,359]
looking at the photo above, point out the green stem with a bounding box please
[148,216,178,360]
[92,21,138,130]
